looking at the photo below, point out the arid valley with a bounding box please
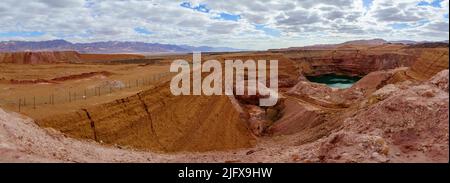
[1,0,449,168]
[0,40,448,163]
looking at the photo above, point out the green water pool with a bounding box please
[306,74,362,89]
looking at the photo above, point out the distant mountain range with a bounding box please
[0,40,244,53]
[271,39,449,51]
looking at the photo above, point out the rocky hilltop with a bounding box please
[271,39,448,51]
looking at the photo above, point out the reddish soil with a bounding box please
[79,53,145,62]
[4,71,113,84]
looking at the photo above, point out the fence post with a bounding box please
[69,91,71,102]
[33,96,36,109]
[18,98,21,112]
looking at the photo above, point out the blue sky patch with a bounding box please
[180,2,210,13]
[362,0,373,9]
[217,12,241,21]
[417,0,443,8]
[390,23,410,29]
[0,31,45,37]
[255,24,281,37]
[417,19,430,26]
[134,27,153,35]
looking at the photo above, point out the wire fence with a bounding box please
[0,72,174,112]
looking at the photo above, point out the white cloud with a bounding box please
[0,0,448,50]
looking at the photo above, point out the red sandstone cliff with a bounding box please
[284,49,416,76]
[0,51,81,64]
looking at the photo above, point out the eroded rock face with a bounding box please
[216,54,301,89]
[267,98,330,136]
[264,47,449,163]
[284,50,416,76]
[0,51,81,64]
[286,70,449,163]
[429,70,449,91]
[408,48,449,80]
[36,81,256,153]
[386,48,449,84]
[261,50,447,138]
[330,78,447,162]
[245,105,270,136]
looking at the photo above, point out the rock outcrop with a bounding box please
[299,70,449,162]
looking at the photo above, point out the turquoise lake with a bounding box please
[306,74,362,89]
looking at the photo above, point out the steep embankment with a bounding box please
[405,48,449,80]
[0,51,81,64]
[36,80,255,153]
[385,48,449,83]
[283,49,416,76]
[263,66,448,163]
[299,70,449,163]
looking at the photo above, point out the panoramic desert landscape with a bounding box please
[0,40,448,163]
[0,0,449,164]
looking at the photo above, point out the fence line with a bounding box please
[0,72,175,112]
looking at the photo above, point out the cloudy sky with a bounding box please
[0,0,448,49]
